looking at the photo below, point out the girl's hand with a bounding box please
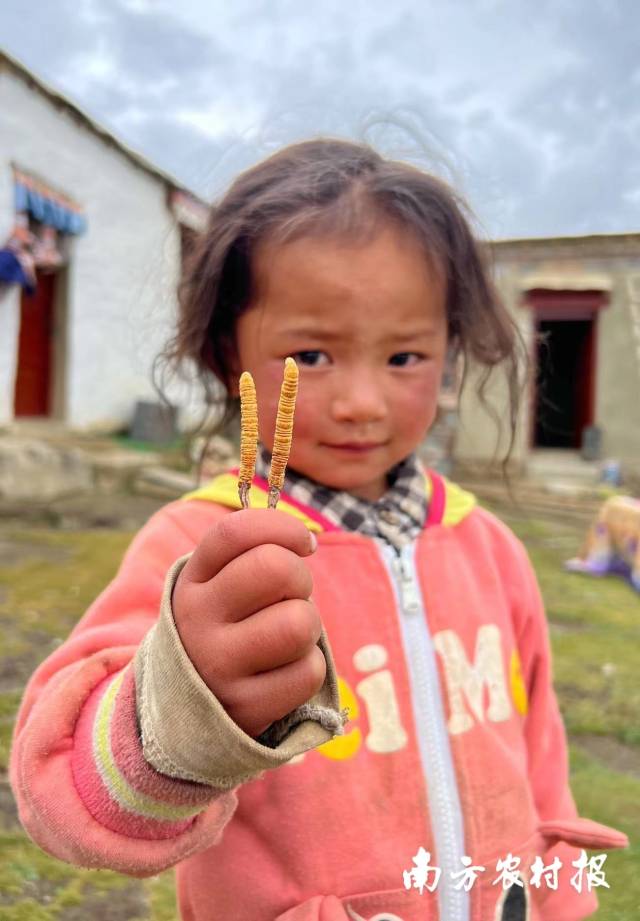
[172,509,324,739]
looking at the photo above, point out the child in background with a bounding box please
[10,139,627,921]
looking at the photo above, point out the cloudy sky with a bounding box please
[3,0,639,238]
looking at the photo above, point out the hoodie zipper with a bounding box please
[376,539,469,921]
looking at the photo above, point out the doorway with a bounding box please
[527,289,606,451]
[534,318,595,448]
[13,271,57,417]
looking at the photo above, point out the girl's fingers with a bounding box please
[222,645,327,739]
[181,508,316,585]
[198,543,314,624]
[177,540,314,629]
[216,599,322,676]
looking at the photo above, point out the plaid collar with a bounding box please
[254,443,428,553]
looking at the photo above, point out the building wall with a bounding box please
[453,261,532,471]
[0,73,21,424]
[453,238,640,471]
[597,265,640,462]
[0,67,185,430]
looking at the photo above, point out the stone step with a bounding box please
[457,478,606,524]
[133,466,198,500]
[525,450,601,484]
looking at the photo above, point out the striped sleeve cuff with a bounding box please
[135,555,347,789]
[71,664,216,841]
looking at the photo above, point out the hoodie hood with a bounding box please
[182,466,477,532]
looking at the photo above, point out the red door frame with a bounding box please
[524,289,608,450]
[13,271,57,417]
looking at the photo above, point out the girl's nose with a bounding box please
[330,367,388,424]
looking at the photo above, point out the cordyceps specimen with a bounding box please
[237,357,299,510]
[268,356,299,508]
[238,370,258,510]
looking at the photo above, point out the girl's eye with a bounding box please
[290,351,426,368]
[389,352,425,367]
[291,351,329,367]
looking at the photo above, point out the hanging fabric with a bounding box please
[31,226,63,270]
[12,167,87,235]
[0,246,36,294]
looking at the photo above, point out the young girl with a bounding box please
[10,139,627,921]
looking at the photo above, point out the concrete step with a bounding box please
[525,450,600,485]
[133,466,198,500]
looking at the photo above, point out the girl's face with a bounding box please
[229,223,448,502]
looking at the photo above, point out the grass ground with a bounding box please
[0,498,638,919]
[485,500,640,920]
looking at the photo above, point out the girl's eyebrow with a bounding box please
[281,328,341,341]
[281,327,438,342]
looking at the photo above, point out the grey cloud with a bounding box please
[507,121,640,235]
[108,0,227,83]
[2,0,91,74]
[2,0,639,236]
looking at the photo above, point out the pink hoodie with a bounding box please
[10,468,627,921]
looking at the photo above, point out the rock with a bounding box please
[0,437,93,501]
[133,466,198,499]
[84,448,161,493]
[189,434,236,464]
[543,480,597,499]
[199,456,240,482]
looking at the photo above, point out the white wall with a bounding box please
[0,72,21,425]
[0,68,190,430]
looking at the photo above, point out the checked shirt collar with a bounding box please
[254,442,428,555]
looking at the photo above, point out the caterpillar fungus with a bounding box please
[267,356,299,508]
[238,371,258,509]
[237,357,299,510]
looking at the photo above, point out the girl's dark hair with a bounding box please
[157,138,526,472]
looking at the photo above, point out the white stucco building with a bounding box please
[0,49,207,431]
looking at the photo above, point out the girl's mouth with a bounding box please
[324,442,385,453]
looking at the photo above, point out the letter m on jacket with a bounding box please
[434,626,512,735]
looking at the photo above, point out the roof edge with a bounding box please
[488,230,640,247]
[0,46,205,207]
[2,47,636,245]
